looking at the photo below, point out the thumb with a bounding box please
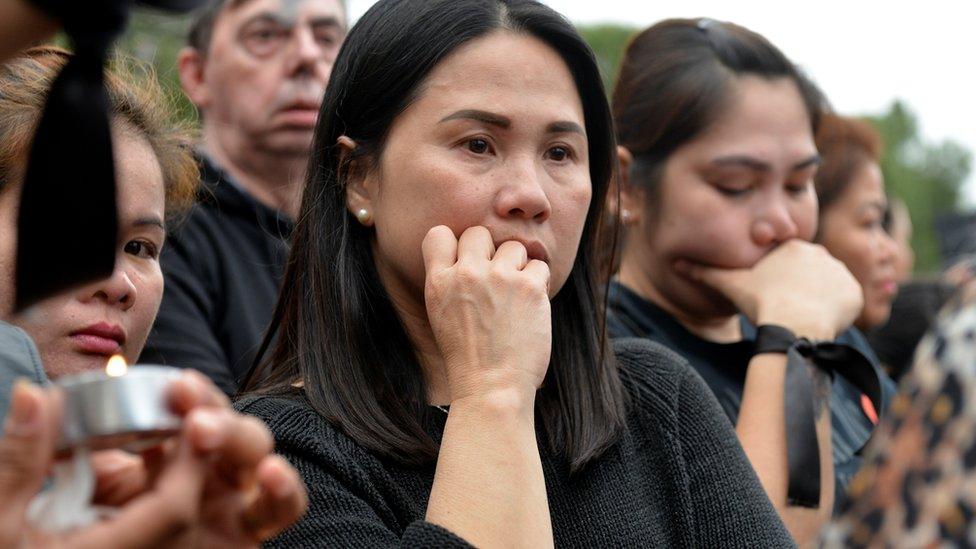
[674,259,750,299]
[0,382,59,534]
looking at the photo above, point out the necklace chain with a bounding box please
[433,404,449,415]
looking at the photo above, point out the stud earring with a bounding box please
[355,208,372,225]
[621,209,632,224]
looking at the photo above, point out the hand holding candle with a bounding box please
[1,368,307,548]
[56,356,183,456]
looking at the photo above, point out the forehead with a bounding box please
[411,31,585,128]
[693,75,815,161]
[111,125,165,219]
[224,0,345,24]
[845,162,886,201]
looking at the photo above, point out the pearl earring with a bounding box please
[621,209,632,223]
[355,208,372,225]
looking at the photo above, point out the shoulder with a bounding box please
[836,326,880,365]
[235,392,375,465]
[0,321,47,384]
[613,338,706,418]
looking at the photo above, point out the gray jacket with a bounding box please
[0,321,47,423]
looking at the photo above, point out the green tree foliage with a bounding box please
[116,9,197,124]
[577,24,635,95]
[868,102,972,273]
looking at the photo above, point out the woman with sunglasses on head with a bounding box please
[608,19,896,543]
[237,1,793,546]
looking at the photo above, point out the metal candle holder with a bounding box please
[56,365,183,456]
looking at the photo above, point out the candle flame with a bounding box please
[106,355,128,377]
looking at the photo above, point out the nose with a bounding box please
[750,196,799,247]
[286,26,325,76]
[878,229,898,266]
[493,157,552,222]
[86,266,137,311]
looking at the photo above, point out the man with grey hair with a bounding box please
[141,0,346,393]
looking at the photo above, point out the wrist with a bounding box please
[755,313,835,341]
[450,387,536,418]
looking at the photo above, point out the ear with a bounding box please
[338,136,376,226]
[177,47,211,110]
[615,146,644,226]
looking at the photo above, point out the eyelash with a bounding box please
[462,138,575,163]
[785,183,808,195]
[715,185,750,197]
[465,137,493,155]
[124,239,159,260]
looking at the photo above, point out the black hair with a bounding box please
[240,0,626,473]
[613,18,828,194]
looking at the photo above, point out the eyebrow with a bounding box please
[711,154,822,172]
[440,109,511,129]
[546,121,585,136]
[132,217,166,232]
[242,11,342,29]
[439,110,585,135]
[861,200,888,213]
[309,16,344,30]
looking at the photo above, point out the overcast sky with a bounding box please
[346,0,976,203]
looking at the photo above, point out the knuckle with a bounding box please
[454,263,482,284]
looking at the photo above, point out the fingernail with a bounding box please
[4,380,40,436]
[267,461,295,499]
[190,410,224,451]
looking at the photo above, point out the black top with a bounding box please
[866,279,955,381]
[607,281,897,511]
[140,156,292,394]
[236,339,794,547]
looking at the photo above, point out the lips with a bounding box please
[875,279,898,297]
[495,238,550,264]
[275,99,320,128]
[70,322,126,356]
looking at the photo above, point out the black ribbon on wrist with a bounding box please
[753,324,884,509]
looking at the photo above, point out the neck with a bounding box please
[374,255,451,406]
[201,124,306,219]
[618,238,741,343]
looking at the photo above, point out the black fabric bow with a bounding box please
[15,0,202,310]
[780,340,883,508]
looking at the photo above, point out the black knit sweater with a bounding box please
[236,339,794,547]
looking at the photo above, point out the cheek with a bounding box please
[126,267,164,360]
[793,197,819,241]
[373,153,493,282]
[651,191,756,267]
[548,179,592,289]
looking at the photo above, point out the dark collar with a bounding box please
[196,154,294,237]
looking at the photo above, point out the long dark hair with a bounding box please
[241,0,626,473]
[613,18,828,196]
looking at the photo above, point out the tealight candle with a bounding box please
[56,355,183,456]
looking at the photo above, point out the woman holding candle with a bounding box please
[0,47,308,546]
[237,0,792,546]
[607,19,896,542]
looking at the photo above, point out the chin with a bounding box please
[45,354,109,380]
[667,276,739,319]
[857,307,892,332]
[263,130,315,156]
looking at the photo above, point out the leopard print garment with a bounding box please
[823,281,976,547]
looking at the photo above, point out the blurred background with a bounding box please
[112,0,973,275]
